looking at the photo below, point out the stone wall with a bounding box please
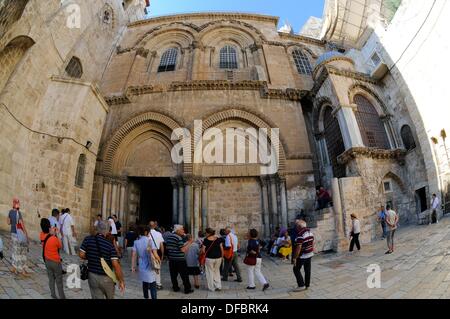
[370,0,450,206]
[207,177,262,239]
[0,0,128,238]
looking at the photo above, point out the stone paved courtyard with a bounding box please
[2,217,450,299]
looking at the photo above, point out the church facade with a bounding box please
[0,0,447,252]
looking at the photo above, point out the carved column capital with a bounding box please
[259,175,269,187]
[250,43,263,52]
[136,47,149,58]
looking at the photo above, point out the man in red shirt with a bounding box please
[317,187,332,210]
[40,218,66,299]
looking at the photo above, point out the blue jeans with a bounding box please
[143,281,157,299]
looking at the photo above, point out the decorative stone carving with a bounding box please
[337,147,407,165]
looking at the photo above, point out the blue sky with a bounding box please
[147,0,325,33]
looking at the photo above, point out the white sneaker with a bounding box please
[293,286,307,292]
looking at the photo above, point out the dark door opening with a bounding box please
[416,187,428,213]
[134,177,173,229]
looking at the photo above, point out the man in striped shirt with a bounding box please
[79,220,125,299]
[292,220,314,292]
[165,225,194,294]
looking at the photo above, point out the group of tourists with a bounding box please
[349,204,400,255]
[4,193,443,299]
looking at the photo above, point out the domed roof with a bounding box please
[314,51,347,68]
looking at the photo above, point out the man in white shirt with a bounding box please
[149,221,165,289]
[108,217,118,236]
[60,208,77,255]
[385,205,398,255]
[49,208,60,236]
[349,214,361,252]
[222,226,242,282]
[431,194,440,225]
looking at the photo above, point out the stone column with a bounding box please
[184,178,192,232]
[178,177,184,226]
[331,177,347,252]
[201,179,209,231]
[279,175,288,229]
[251,43,269,82]
[105,179,112,216]
[260,176,271,238]
[115,182,121,217]
[102,179,110,217]
[382,115,398,149]
[171,178,179,224]
[334,104,364,150]
[147,51,157,73]
[193,178,202,239]
[119,182,126,221]
[269,175,279,232]
[111,183,118,216]
[189,41,202,80]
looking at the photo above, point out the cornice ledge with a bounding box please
[326,66,378,84]
[260,87,308,101]
[168,80,267,91]
[337,147,407,165]
[104,93,132,106]
[128,12,279,28]
[278,32,326,46]
[312,56,356,79]
[286,153,314,160]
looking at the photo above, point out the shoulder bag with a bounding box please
[148,233,161,273]
[42,234,53,262]
[15,211,27,244]
[199,238,217,266]
[95,236,119,284]
[223,234,234,261]
[244,240,259,266]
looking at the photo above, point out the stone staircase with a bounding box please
[303,207,333,229]
[295,207,337,252]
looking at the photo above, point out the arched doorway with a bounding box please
[99,112,183,230]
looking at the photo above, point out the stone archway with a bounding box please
[99,111,183,229]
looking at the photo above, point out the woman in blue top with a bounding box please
[131,226,159,299]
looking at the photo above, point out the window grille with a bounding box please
[220,46,238,69]
[323,107,346,178]
[292,50,312,75]
[354,94,390,149]
[158,48,178,72]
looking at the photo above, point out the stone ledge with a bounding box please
[337,147,407,165]
[103,81,311,105]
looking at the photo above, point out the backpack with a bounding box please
[223,234,234,260]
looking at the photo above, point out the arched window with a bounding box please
[75,154,86,188]
[219,46,238,69]
[323,107,346,178]
[65,57,83,78]
[158,48,178,72]
[292,49,312,75]
[354,94,390,149]
[401,125,416,151]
